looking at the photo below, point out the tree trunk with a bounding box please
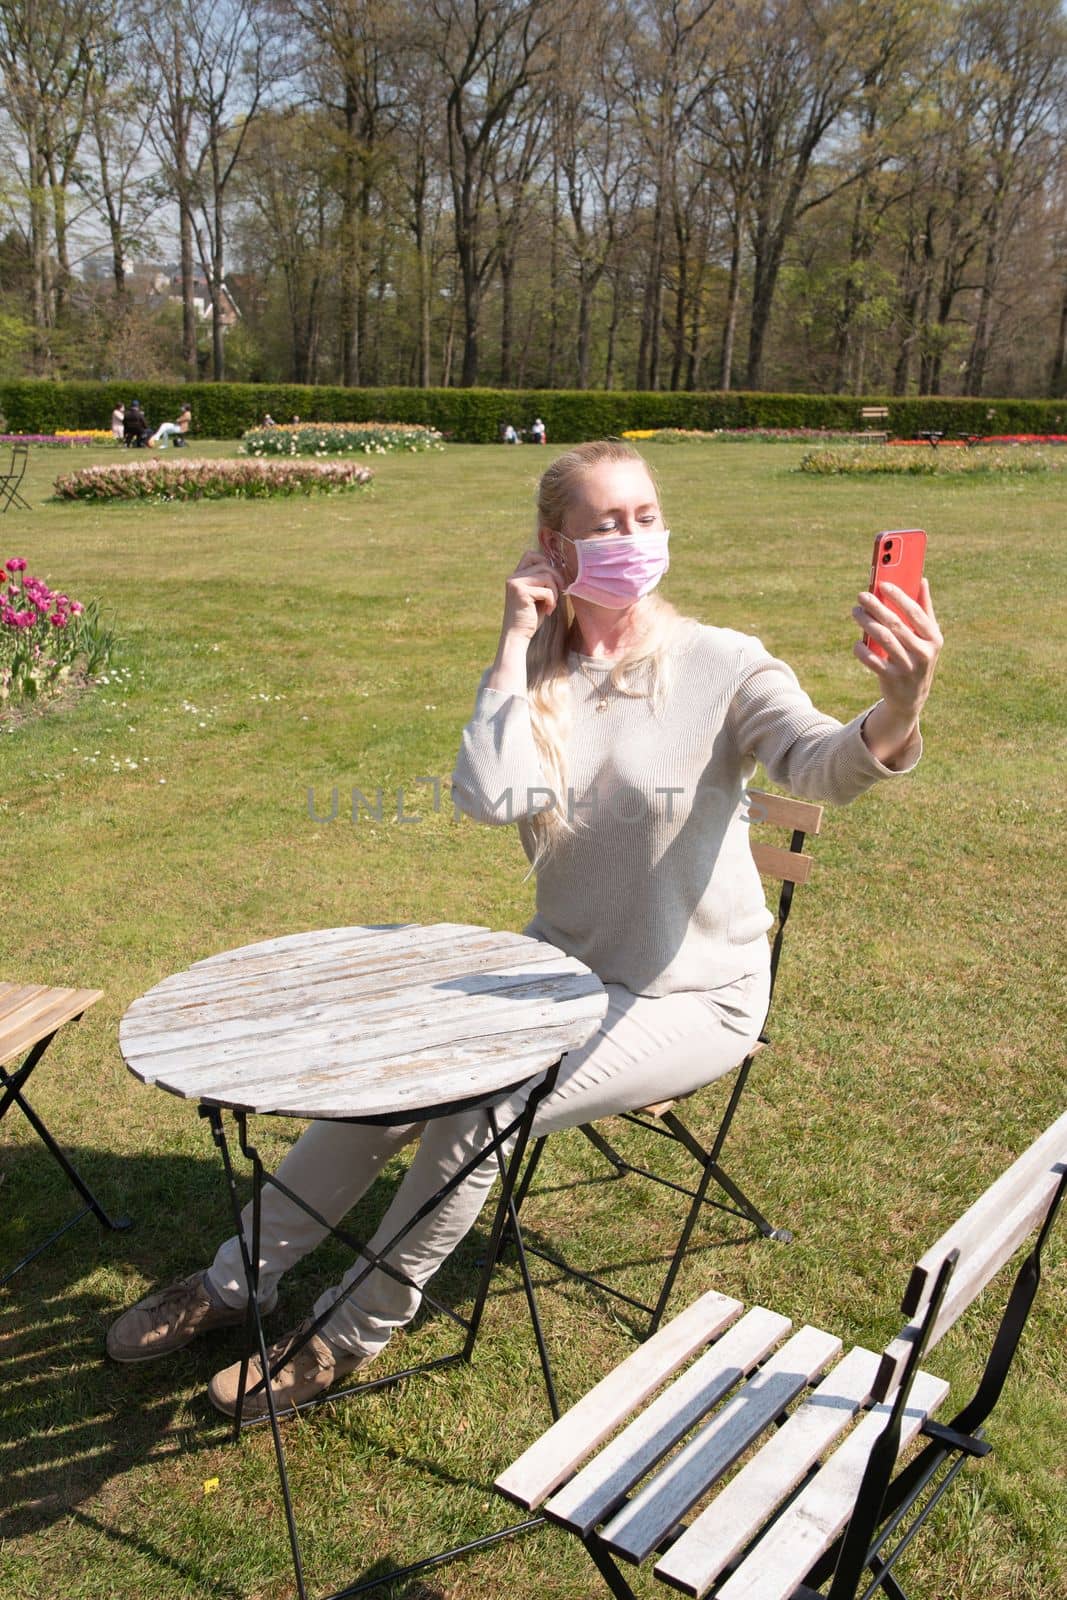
[966,201,1003,397]
[605,268,623,388]
[179,198,198,381]
[720,223,742,391]
[500,254,514,385]
[340,91,359,386]
[576,265,594,390]
[46,157,72,321]
[745,240,779,391]
[669,208,688,392]
[211,153,225,381]
[833,185,868,392]
[1050,271,1067,397]
[545,155,560,387]
[441,267,458,386]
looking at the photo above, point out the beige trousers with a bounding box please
[206,966,770,1357]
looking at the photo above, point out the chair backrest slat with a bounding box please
[869,1111,1067,1403]
[902,1110,1067,1318]
[874,1160,1065,1402]
[751,841,814,885]
[747,790,824,835]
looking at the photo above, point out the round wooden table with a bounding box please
[118,922,607,1600]
[119,921,605,1121]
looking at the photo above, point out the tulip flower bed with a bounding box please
[240,421,444,456]
[1,556,117,706]
[623,426,880,444]
[798,444,1064,476]
[0,431,101,446]
[52,457,375,502]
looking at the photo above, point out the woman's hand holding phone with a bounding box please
[852,530,943,768]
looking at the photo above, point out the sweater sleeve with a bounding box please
[451,670,555,825]
[727,642,922,804]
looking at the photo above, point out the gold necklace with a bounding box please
[576,655,612,712]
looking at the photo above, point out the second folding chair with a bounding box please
[0,442,31,513]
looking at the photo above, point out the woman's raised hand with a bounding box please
[502,547,565,643]
[852,578,943,766]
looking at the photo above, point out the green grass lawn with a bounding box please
[1,440,1064,1600]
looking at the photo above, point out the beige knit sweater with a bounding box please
[451,621,920,996]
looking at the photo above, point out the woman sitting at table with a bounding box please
[107,440,942,1416]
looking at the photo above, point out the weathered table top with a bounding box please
[119,923,607,1122]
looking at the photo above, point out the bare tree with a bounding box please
[83,5,159,305]
[553,0,637,388]
[616,0,721,390]
[424,0,559,386]
[0,0,100,365]
[961,0,1067,394]
[291,0,403,386]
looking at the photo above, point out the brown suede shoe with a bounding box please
[208,1318,372,1419]
[106,1271,277,1363]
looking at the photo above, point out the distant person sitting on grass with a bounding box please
[262,412,276,427]
[176,403,191,442]
[105,439,943,1419]
[111,403,125,443]
[530,415,546,444]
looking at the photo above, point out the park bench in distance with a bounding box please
[495,1109,1065,1600]
[858,406,890,442]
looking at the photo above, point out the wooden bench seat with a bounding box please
[495,1110,1066,1600]
[1,982,130,1283]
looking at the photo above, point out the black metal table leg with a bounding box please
[206,1108,309,1600]
[199,1058,565,1600]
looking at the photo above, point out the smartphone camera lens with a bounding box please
[881,551,892,564]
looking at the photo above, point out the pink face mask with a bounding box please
[558,528,670,609]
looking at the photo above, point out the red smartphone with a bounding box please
[864,528,927,659]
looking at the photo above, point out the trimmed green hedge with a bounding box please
[2,378,1066,443]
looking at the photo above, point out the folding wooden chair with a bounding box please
[507,790,822,1335]
[0,442,31,512]
[0,983,131,1285]
[496,1109,1066,1600]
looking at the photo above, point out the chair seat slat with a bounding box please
[902,1111,1067,1317]
[494,1290,744,1511]
[600,1325,841,1565]
[0,988,103,1067]
[714,1369,949,1600]
[653,1345,882,1598]
[545,1308,791,1538]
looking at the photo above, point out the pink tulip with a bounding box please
[49,611,68,628]
[5,557,26,572]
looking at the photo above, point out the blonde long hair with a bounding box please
[524,440,694,872]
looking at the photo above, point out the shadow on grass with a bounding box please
[0,1126,759,1593]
